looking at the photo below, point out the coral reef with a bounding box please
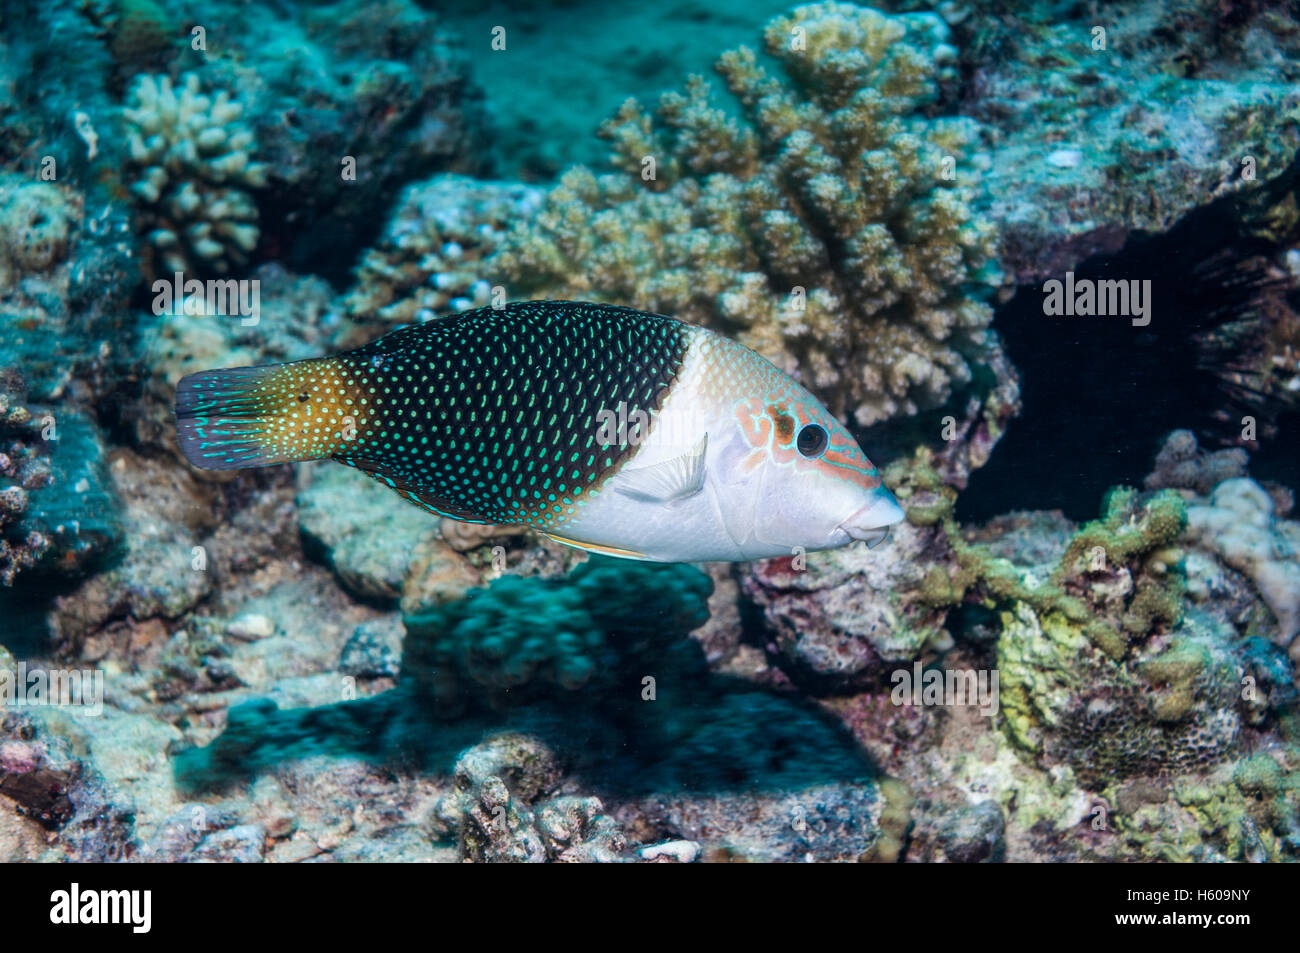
[0,371,121,586]
[4,0,1300,867]
[0,173,136,404]
[1145,429,1248,495]
[929,0,1300,283]
[490,2,1003,429]
[185,0,485,274]
[744,446,1188,688]
[343,176,544,333]
[124,72,267,276]
[1185,477,1300,657]
[996,604,1242,788]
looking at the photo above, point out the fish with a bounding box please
[174,300,904,562]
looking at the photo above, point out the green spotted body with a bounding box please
[177,301,690,529]
[177,298,905,563]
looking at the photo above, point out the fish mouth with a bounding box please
[839,493,905,549]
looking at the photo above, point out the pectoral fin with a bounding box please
[614,434,708,504]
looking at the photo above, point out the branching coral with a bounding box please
[490,2,1001,426]
[124,72,266,276]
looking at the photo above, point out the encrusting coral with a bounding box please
[0,176,81,287]
[1144,429,1248,496]
[124,72,266,276]
[489,2,1002,427]
[1185,477,1300,658]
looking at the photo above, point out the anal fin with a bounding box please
[540,530,650,561]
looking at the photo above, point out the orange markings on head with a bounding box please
[739,448,766,474]
[767,403,795,444]
[820,443,883,491]
[734,395,882,489]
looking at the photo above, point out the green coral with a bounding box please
[491,2,1001,427]
[997,607,1243,788]
[1135,753,1300,862]
[880,450,1247,791]
[895,454,1188,660]
[402,557,713,709]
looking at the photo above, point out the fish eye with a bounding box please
[795,423,828,458]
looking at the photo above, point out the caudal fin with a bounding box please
[175,362,334,470]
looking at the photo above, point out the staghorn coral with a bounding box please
[491,2,1002,427]
[124,72,266,276]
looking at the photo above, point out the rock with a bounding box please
[933,800,1006,863]
[639,839,700,863]
[190,823,267,863]
[297,463,438,602]
[227,613,275,641]
[338,616,403,679]
[741,520,947,689]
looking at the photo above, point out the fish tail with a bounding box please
[175,358,355,470]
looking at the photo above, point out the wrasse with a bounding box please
[175,301,904,562]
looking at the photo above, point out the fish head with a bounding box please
[714,393,905,556]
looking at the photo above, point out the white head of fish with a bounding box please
[550,326,905,562]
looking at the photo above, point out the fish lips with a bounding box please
[839,492,906,549]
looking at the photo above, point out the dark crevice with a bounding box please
[961,183,1297,524]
